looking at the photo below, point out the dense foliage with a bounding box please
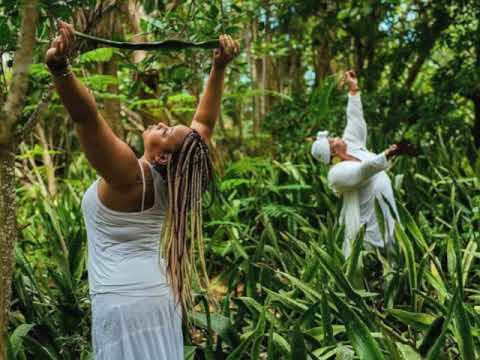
[2,0,480,359]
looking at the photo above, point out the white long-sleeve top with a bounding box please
[327,93,399,257]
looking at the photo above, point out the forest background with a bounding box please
[0,0,479,359]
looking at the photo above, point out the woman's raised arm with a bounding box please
[190,35,239,141]
[342,70,367,148]
[46,21,139,187]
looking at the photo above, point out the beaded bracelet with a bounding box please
[51,67,73,78]
[47,57,73,78]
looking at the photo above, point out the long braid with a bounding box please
[162,130,213,318]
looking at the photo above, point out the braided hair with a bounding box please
[160,129,213,316]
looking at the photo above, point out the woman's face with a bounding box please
[329,137,347,156]
[143,122,192,155]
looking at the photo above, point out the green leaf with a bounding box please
[462,238,477,287]
[184,345,196,360]
[318,269,334,346]
[78,47,115,64]
[374,198,387,245]
[313,246,369,318]
[397,203,428,252]
[453,299,475,359]
[386,309,435,330]
[394,224,417,310]
[345,225,365,287]
[418,316,445,357]
[8,324,34,358]
[396,343,422,360]
[191,312,239,346]
[425,290,459,359]
[290,327,307,360]
[329,291,384,360]
[271,332,291,356]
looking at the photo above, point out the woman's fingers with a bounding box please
[225,36,232,56]
[60,30,69,54]
[219,34,226,52]
[228,36,237,55]
[60,28,69,48]
[223,35,232,56]
[67,24,75,46]
[227,35,236,57]
[230,36,238,54]
[59,37,66,55]
[56,20,75,56]
[61,22,73,47]
[234,39,240,54]
[49,38,60,60]
[214,34,239,66]
[51,36,60,49]
[217,34,240,58]
[53,34,63,55]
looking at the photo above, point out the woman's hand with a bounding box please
[344,70,359,95]
[45,21,75,72]
[385,141,418,159]
[385,144,398,160]
[213,34,240,70]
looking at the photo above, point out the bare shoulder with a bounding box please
[96,162,156,212]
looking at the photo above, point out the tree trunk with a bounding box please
[261,4,271,120]
[313,41,332,85]
[473,95,480,150]
[0,142,17,357]
[247,19,262,137]
[0,0,38,144]
[0,0,38,355]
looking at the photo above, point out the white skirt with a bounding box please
[91,293,183,360]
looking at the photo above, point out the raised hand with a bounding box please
[45,21,75,72]
[385,141,419,159]
[213,34,240,69]
[344,70,359,94]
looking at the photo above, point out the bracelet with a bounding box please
[50,66,73,78]
[47,57,72,78]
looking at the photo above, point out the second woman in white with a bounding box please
[311,71,413,258]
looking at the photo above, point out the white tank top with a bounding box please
[81,160,171,298]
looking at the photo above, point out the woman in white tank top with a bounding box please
[46,21,239,359]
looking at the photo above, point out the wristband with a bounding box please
[50,67,73,78]
[47,57,72,78]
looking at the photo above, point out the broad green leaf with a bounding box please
[394,224,417,310]
[184,346,196,360]
[329,291,384,360]
[386,309,435,330]
[425,290,459,359]
[314,246,369,318]
[78,47,115,64]
[453,300,475,359]
[8,323,34,358]
[191,312,239,346]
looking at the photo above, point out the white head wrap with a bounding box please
[311,130,331,164]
